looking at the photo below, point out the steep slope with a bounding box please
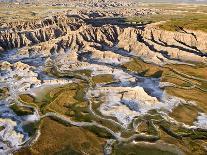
[1,12,207,65]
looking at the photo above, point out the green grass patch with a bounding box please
[113,143,177,155]
[10,104,33,116]
[169,104,199,125]
[92,74,114,84]
[85,125,113,139]
[159,13,207,32]
[0,126,5,131]
[125,14,180,25]
[122,58,163,78]
[22,121,40,137]
[0,87,9,99]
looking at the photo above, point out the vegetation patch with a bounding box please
[18,83,87,115]
[166,87,207,113]
[10,104,34,116]
[92,74,114,84]
[159,13,207,32]
[15,118,105,155]
[0,4,70,24]
[122,58,163,78]
[125,13,179,26]
[84,125,113,139]
[22,121,40,137]
[19,94,35,104]
[169,104,199,125]
[0,87,9,99]
[113,143,176,155]
[0,126,5,132]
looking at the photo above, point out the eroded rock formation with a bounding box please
[1,10,206,65]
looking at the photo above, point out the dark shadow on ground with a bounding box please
[84,17,148,29]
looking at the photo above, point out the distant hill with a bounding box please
[137,0,207,3]
[0,0,207,3]
[0,0,35,2]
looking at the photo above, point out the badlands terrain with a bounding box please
[0,0,207,154]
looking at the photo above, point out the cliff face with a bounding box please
[0,15,83,50]
[118,26,207,64]
[1,12,207,65]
